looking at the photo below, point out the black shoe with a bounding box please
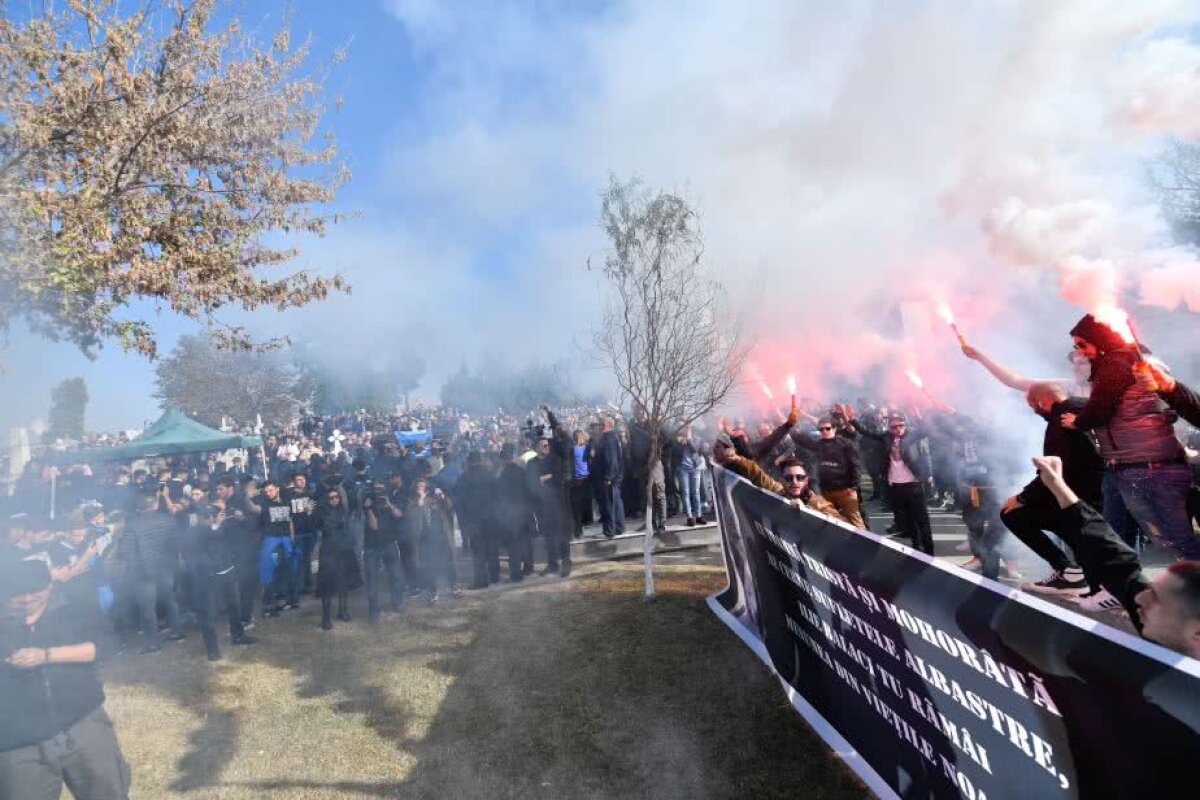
[231,635,258,646]
[559,564,571,579]
[337,611,351,622]
[321,618,333,631]
[207,651,222,662]
[283,601,300,611]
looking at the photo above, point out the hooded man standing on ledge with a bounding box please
[0,556,130,799]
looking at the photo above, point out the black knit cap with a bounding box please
[1069,314,1127,354]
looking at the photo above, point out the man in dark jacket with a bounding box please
[493,445,533,581]
[182,503,257,660]
[362,479,405,621]
[1003,382,1107,598]
[1061,314,1195,563]
[850,409,935,555]
[118,487,184,654]
[594,417,625,538]
[0,557,130,799]
[788,416,864,527]
[527,437,571,577]
[456,453,497,588]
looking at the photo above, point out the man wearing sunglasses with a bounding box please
[787,418,864,527]
[849,408,934,555]
[777,458,844,520]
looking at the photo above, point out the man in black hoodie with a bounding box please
[0,557,130,798]
[1060,314,1196,567]
[1002,381,1106,598]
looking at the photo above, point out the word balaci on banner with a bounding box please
[707,466,1200,800]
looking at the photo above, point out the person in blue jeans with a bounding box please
[675,426,704,526]
[1061,315,1198,610]
[251,480,296,617]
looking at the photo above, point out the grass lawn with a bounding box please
[102,559,869,799]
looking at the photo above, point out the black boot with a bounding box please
[320,597,333,630]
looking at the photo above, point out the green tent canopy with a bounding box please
[49,409,263,465]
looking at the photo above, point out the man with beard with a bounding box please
[1003,382,1107,600]
[284,473,319,596]
[776,458,848,520]
[1061,314,1194,565]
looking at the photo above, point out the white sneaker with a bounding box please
[1072,588,1123,612]
[1021,569,1088,596]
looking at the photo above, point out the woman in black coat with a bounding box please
[315,488,362,630]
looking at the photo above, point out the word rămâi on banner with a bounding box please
[707,465,1200,800]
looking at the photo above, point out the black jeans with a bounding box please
[194,566,245,658]
[569,479,592,534]
[1055,501,1149,628]
[461,520,497,586]
[364,544,404,615]
[1000,486,1101,591]
[889,482,934,555]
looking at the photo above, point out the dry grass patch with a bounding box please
[102,561,867,800]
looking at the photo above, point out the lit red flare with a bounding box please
[759,381,775,402]
[786,374,797,396]
[935,300,955,325]
[904,369,925,390]
[1092,305,1136,346]
[937,300,967,346]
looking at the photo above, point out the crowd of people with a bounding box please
[2,313,1199,797]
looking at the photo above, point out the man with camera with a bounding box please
[0,557,131,798]
[362,478,406,622]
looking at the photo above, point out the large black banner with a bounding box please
[708,467,1200,800]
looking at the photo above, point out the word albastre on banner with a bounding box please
[707,466,1200,800]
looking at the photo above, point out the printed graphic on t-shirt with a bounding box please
[290,497,313,515]
[268,505,291,524]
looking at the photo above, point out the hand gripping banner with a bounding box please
[707,467,1200,800]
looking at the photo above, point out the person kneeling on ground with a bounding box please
[0,557,131,799]
[1032,455,1200,659]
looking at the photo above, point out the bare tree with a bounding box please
[593,175,745,597]
[1149,140,1200,245]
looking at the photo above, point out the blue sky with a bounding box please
[4,0,1199,435]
